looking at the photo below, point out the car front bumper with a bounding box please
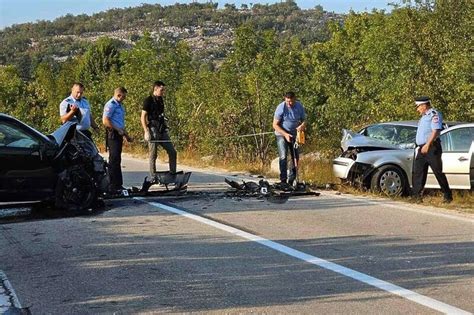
[333,157,355,179]
[333,157,374,185]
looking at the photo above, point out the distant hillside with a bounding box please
[0,1,344,78]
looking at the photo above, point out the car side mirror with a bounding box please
[35,143,48,160]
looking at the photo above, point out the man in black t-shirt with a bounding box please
[141,81,177,178]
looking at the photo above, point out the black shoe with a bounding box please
[274,181,288,190]
[278,182,294,192]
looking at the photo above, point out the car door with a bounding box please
[425,126,473,189]
[0,120,56,202]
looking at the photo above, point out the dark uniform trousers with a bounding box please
[107,130,123,190]
[412,140,452,199]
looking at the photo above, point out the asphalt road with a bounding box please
[1,155,473,314]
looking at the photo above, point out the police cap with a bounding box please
[415,96,431,107]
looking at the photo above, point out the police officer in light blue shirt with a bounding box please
[102,87,133,193]
[411,96,452,203]
[59,82,99,139]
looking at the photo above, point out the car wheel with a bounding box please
[55,166,97,214]
[370,165,407,196]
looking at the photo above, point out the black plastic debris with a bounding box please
[224,178,319,202]
[140,171,192,192]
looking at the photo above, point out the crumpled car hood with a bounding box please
[50,122,77,147]
[340,129,409,152]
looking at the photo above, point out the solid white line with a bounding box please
[0,271,22,309]
[332,193,474,223]
[135,197,471,315]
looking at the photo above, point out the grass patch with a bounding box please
[416,189,474,213]
[124,141,149,157]
[298,156,338,188]
[179,149,267,174]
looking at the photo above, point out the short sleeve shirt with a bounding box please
[142,95,164,121]
[59,95,91,130]
[103,98,125,130]
[274,101,306,136]
[416,108,443,145]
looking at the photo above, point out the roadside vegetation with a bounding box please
[1,0,472,210]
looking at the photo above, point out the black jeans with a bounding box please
[412,140,451,198]
[107,130,123,190]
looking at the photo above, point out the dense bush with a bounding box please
[0,0,472,165]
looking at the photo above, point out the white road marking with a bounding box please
[331,193,474,223]
[0,271,23,312]
[136,197,471,315]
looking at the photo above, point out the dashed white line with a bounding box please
[136,197,471,315]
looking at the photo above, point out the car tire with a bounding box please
[55,166,97,214]
[370,165,408,196]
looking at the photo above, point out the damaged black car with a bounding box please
[0,114,109,212]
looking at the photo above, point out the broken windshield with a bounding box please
[362,124,417,146]
[341,128,415,152]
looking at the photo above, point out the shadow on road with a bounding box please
[2,196,468,313]
[1,167,472,313]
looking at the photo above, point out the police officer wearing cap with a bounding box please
[411,97,452,203]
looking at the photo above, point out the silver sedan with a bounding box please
[333,121,473,196]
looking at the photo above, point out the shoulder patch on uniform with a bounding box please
[432,114,439,123]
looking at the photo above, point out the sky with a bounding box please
[0,0,393,30]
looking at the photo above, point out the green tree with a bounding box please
[0,65,25,116]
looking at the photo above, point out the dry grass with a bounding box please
[298,156,338,188]
[297,157,473,213]
[416,190,474,213]
[124,141,149,157]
